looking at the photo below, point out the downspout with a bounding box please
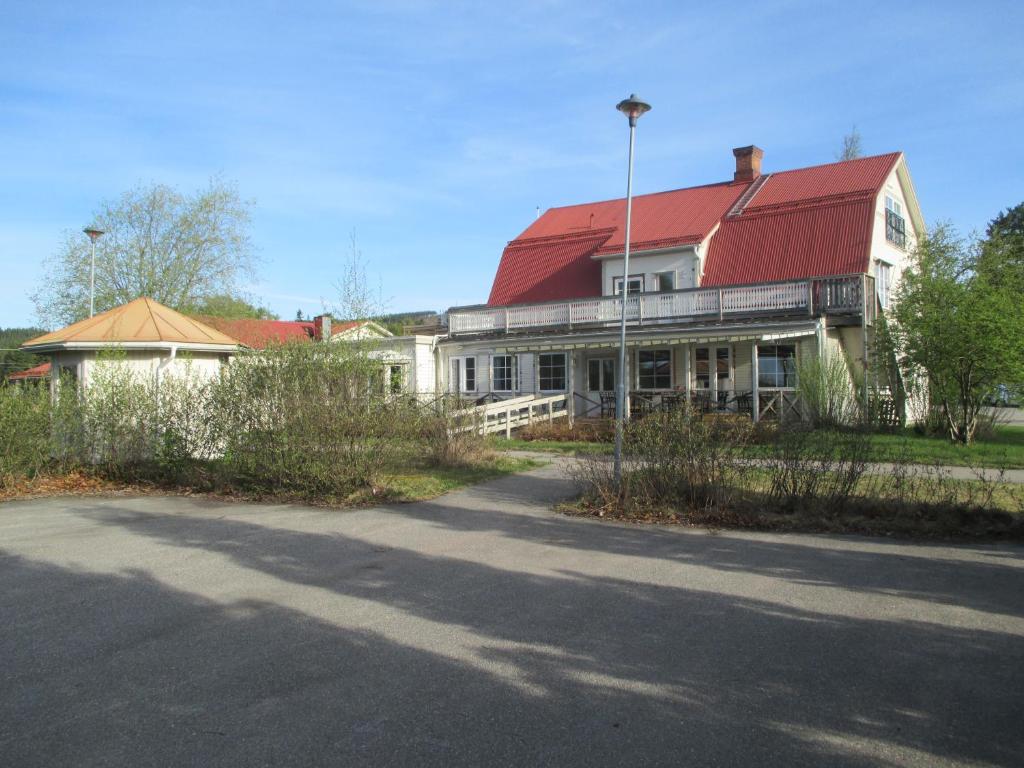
[157,344,178,391]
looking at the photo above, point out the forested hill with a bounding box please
[0,328,45,379]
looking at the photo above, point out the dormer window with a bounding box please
[613,276,643,295]
[885,195,907,249]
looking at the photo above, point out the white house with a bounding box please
[440,146,924,421]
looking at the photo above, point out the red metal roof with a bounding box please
[489,182,748,306]
[702,198,875,285]
[7,362,50,381]
[744,153,900,212]
[486,151,903,306]
[488,229,614,306]
[702,153,901,285]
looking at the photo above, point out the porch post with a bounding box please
[624,345,631,419]
[751,340,760,423]
[682,343,690,396]
[567,350,576,427]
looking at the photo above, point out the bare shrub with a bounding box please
[763,425,872,513]
[420,394,489,467]
[574,410,754,517]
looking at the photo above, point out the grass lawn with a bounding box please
[495,425,1024,469]
[379,455,544,501]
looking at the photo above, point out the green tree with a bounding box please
[32,177,257,327]
[978,202,1024,292]
[891,224,1024,443]
[186,294,277,320]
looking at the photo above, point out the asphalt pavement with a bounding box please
[2,459,1022,767]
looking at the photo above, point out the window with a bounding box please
[695,348,710,389]
[655,271,676,292]
[452,356,475,393]
[876,262,892,309]
[389,365,404,394]
[757,345,798,388]
[587,358,615,392]
[885,195,907,249]
[492,355,514,392]
[538,352,566,391]
[638,349,671,389]
[613,276,643,295]
[716,347,730,384]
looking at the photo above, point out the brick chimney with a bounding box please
[733,145,764,182]
[313,314,332,341]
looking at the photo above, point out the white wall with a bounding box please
[53,349,226,391]
[870,160,921,309]
[600,247,699,296]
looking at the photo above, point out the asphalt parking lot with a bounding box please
[2,460,1023,767]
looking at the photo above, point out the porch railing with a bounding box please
[449,274,869,336]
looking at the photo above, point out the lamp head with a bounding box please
[83,226,105,242]
[616,94,651,126]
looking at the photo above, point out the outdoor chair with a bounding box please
[600,391,616,418]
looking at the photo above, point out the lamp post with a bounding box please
[613,94,651,488]
[83,226,105,317]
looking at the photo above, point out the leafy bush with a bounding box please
[797,351,859,428]
[0,383,52,487]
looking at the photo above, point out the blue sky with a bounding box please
[1,0,1022,327]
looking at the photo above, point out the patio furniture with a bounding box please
[599,391,616,418]
[629,391,655,417]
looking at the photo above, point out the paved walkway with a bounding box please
[2,460,1023,767]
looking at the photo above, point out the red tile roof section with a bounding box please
[193,318,363,349]
[7,362,50,380]
[489,182,748,306]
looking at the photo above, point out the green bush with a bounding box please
[0,383,53,487]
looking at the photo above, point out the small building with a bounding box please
[20,297,240,395]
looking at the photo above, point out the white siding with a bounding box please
[600,248,699,296]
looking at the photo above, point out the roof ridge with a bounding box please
[765,151,901,179]
[538,179,746,214]
[508,227,616,246]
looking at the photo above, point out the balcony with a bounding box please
[449,274,872,337]
[886,209,907,249]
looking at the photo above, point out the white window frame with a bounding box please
[885,194,903,217]
[538,352,567,392]
[876,260,892,309]
[452,356,476,393]
[491,354,515,393]
[613,275,644,296]
[587,357,615,392]
[654,270,676,292]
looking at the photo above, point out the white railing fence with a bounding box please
[449,274,867,336]
[451,393,569,436]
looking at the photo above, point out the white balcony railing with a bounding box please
[449,274,869,336]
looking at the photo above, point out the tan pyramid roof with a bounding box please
[22,297,241,350]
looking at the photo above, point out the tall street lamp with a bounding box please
[83,226,105,317]
[613,94,651,488]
